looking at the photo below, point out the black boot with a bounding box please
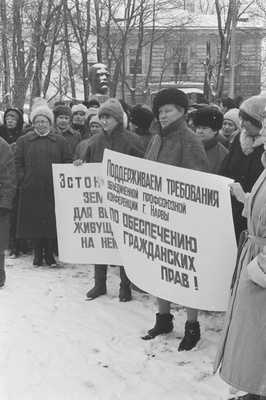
[33,239,44,267]
[178,321,200,351]
[119,266,131,302]
[44,238,57,266]
[0,255,6,287]
[141,313,174,340]
[86,265,107,300]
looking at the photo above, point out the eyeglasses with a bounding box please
[34,120,49,125]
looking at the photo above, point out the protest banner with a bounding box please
[52,163,122,265]
[101,149,237,311]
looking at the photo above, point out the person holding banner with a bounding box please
[213,119,266,400]
[74,97,145,301]
[141,87,209,351]
[14,99,73,268]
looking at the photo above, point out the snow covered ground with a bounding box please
[0,254,244,400]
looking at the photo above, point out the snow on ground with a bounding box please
[0,254,243,400]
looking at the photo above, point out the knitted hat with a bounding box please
[53,105,72,120]
[89,115,102,126]
[5,109,21,121]
[239,95,266,122]
[223,108,241,130]
[98,98,124,124]
[152,87,188,118]
[30,98,53,124]
[129,104,154,129]
[72,104,88,116]
[193,106,223,131]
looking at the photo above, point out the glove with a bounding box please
[0,208,10,217]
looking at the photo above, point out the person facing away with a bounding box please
[53,104,82,155]
[220,95,266,244]
[74,97,145,302]
[14,98,73,268]
[141,87,209,352]
[213,117,266,400]
[128,104,155,150]
[193,106,228,174]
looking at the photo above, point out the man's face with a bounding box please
[56,115,70,131]
[90,64,110,95]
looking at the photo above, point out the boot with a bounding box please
[141,313,174,340]
[86,265,107,300]
[178,321,200,351]
[0,255,6,287]
[44,238,57,266]
[33,239,44,267]
[119,266,131,302]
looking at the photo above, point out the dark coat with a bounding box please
[54,125,82,155]
[82,124,145,162]
[71,123,91,141]
[0,137,16,209]
[204,137,228,175]
[220,132,264,242]
[14,130,73,238]
[2,108,24,145]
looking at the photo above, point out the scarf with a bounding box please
[239,128,264,155]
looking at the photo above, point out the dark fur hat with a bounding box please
[193,106,223,131]
[152,87,188,118]
[129,104,154,129]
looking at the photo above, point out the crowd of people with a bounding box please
[1,88,266,400]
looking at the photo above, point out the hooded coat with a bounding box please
[14,130,72,238]
[214,167,266,397]
[2,108,24,145]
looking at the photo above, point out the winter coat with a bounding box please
[0,137,16,210]
[145,116,209,173]
[71,122,91,141]
[54,125,82,155]
[82,124,145,163]
[14,130,73,238]
[204,136,228,175]
[220,131,264,242]
[214,168,266,397]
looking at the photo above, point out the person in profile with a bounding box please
[88,63,110,96]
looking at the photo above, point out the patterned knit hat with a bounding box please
[129,104,154,129]
[71,104,88,116]
[30,98,53,124]
[53,105,72,120]
[239,95,266,122]
[152,87,188,118]
[98,98,124,124]
[5,109,21,121]
[193,106,223,131]
[223,108,241,130]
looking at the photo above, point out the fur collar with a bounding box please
[239,129,264,155]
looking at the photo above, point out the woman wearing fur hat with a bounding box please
[71,103,91,140]
[14,98,73,267]
[53,105,82,155]
[141,87,209,352]
[221,108,241,148]
[221,95,266,244]
[214,119,266,400]
[74,97,145,302]
[194,106,228,174]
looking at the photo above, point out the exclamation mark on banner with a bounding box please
[194,276,199,290]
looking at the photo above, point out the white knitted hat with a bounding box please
[72,104,88,115]
[30,98,53,124]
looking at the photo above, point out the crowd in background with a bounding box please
[1,88,266,400]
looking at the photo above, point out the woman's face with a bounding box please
[90,123,103,136]
[73,112,86,125]
[158,104,183,128]
[222,119,236,137]
[196,126,216,144]
[241,119,261,136]
[34,116,51,135]
[99,114,118,134]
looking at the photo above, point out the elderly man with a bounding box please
[88,63,110,96]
